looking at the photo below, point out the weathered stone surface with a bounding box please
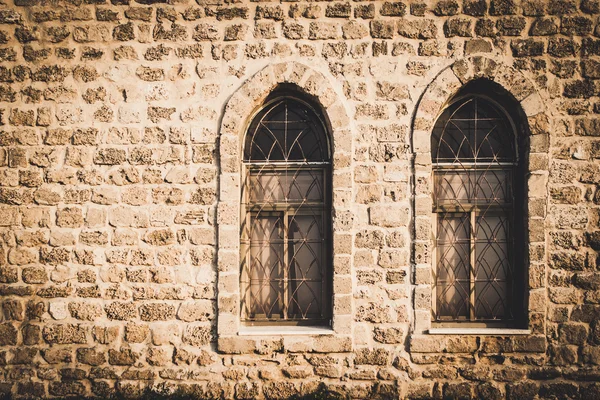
[77,348,106,366]
[0,1,594,394]
[105,302,137,320]
[42,324,88,344]
[139,303,176,321]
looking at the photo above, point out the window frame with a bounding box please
[430,93,526,329]
[240,95,333,327]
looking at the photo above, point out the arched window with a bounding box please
[240,92,332,326]
[431,81,525,326]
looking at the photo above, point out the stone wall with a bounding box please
[0,0,599,398]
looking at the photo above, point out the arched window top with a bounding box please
[244,97,330,163]
[432,93,517,165]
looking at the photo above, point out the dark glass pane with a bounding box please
[243,215,284,319]
[434,170,512,206]
[249,170,324,204]
[436,214,470,320]
[474,214,511,320]
[244,98,329,162]
[288,214,323,319]
[432,97,515,164]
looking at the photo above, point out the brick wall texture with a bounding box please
[0,0,599,398]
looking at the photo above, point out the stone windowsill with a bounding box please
[428,328,532,335]
[239,326,335,336]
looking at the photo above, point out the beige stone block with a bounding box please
[92,188,120,206]
[100,265,124,283]
[216,314,240,336]
[414,285,431,310]
[8,248,38,265]
[219,173,239,202]
[218,226,238,250]
[283,336,314,353]
[332,314,352,334]
[217,202,239,226]
[190,246,214,267]
[333,128,352,153]
[333,294,352,315]
[528,172,548,198]
[164,167,191,184]
[333,233,352,255]
[356,184,382,204]
[217,250,238,273]
[383,164,408,182]
[49,230,76,247]
[333,170,352,188]
[333,189,352,209]
[354,164,379,183]
[313,336,352,353]
[414,154,432,168]
[414,310,431,333]
[108,206,149,228]
[415,196,432,216]
[172,265,192,283]
[353,323,370,346]
[414,265,432,285]
[111,229,138,246]
[0,207,19,226]
[85,207,107,228]
[151,323,181,345]
[369,204,409,227]
[410,335,445,353]
[329,103,351,130]
[529,218,545,243]
[333,209,354,232]
[177,301,213,322]
[549,287,581,305]
[333,152,351,169]
[529,288,546,312]
[413,130,431,152]
[149,207,175,227]
[378,249,409,268]
[48,301,69,320]
[333,255,351,275]
[521,93,545,117]
[415,217,432,241]
[218,294,239,314]
[218,272,239,294]
[195,265,215,285]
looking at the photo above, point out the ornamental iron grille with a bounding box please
[240,95,332,325]
[431,94,520,324]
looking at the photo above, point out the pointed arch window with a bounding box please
[240,95,332,325]
[431,88,525,326]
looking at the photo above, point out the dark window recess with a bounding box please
[241,96,332,326]
[431,94,524,326]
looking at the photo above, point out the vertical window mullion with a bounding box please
[282,209,289,320]
[469,209,476,321]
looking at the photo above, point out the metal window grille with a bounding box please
[240,96,331,325]
[431,96,519,323]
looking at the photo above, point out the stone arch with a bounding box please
[215,62,355,352]
[410,56,551,335]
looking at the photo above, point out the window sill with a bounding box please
[239,325,334,336]
[428,328,531,335]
